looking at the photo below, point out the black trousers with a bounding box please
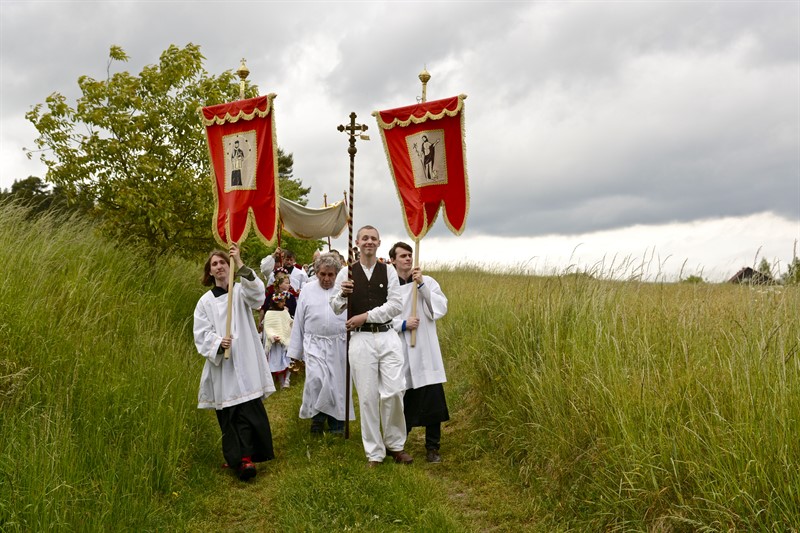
[404,383,449,450]
[410,422,442,451]
[215,397,274,468]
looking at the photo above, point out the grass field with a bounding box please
[1,203,797,531]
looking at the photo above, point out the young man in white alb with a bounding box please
[389,241,450,463]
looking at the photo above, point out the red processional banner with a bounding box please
[201,94,279,246]
[373,94,469,239]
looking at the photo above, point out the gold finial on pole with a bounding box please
[419,66,431,103]
[237,58,250,100]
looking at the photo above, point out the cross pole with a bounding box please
[337,112,368,439]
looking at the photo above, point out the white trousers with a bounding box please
[349,330,407,461]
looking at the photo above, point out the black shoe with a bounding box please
[237,461,257,480]
[426,449,442,463]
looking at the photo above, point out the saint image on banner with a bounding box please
[373,94,469,239]
[224,131,257,191]
[406,129,447,187]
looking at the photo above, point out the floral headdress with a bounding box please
[272,290,290,303]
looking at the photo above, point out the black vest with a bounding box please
[350,262,389,318]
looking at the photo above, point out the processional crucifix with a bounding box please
[337,112,369,439]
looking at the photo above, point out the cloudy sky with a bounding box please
[2,1,798,281]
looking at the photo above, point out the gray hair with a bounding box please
[316,252,342,274]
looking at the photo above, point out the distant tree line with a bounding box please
[1,176,71,216]
[681,254,800,285]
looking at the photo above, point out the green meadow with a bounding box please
[1,203,798,532]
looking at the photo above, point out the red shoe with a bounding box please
[237,457,257,480]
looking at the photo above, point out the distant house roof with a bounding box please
[728,267,776,285]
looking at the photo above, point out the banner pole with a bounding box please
[324,193,332,252]
[225,59,247,359]
[338,112,368,439]
[410,238,420,347]
[224,213,236,360]
[410,67,430,348]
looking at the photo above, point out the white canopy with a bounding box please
[279,197,348,240]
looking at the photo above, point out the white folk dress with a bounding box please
[193,270,276,410]
[289,280,355,421]
[263,308,293,374]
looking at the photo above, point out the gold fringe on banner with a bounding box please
[200,93,277,127]
[374,94,466,130]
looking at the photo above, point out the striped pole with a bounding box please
[338,112,368,439]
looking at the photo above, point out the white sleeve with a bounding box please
[193,297,224,366]
[329,268,348,315]
[420,276,447,320]
[288,293,306,360]
[239,272,266,310]
[260,255,275,276]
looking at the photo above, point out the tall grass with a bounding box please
[0,203,471,532]
[0,204,215,530]
[437,268,799,530]
[3,201,797,530]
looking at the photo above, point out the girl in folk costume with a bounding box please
[262,273,294,389]
[193,244,275,481]
[259,267,298,318]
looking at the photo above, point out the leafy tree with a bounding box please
[757,258,774,279]
[1,176,52,214]
[3,176,48,200]
[783,256,800,285]
[682,274,705,284]
[0,176,89,217]
[26,44,319,260]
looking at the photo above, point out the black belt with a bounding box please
[352,322,392,333]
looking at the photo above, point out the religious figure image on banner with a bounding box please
[201,94,280,246]
[407,130,446,186]
[373,94,469,239]
[224,132,257,190]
